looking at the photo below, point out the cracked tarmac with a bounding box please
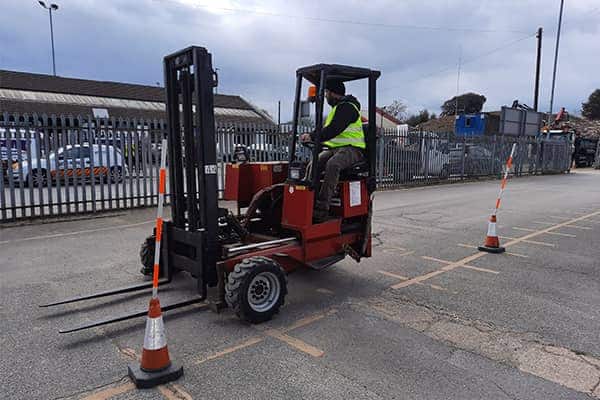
[1,169,600,399]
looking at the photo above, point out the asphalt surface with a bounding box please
[1,169,599,399]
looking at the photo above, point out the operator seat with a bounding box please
[339,160,369,180]
[339,123,370,180]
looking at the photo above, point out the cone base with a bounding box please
[128,361,183,389]
[478,245,505,254]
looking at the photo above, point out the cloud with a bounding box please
[1,0,598,120]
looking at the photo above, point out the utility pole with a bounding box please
[277,100,281,127]
[549,0,565,115]
[534,27,543,111]
[38,1,59,76]
[455,46,462,116]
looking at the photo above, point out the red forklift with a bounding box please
[42,46,380,330]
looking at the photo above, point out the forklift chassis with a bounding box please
[42,46,381,329]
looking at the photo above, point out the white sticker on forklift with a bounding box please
[350,181,361,207]
[204,164,217,174]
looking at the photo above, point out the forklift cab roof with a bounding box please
[296,64,381,85]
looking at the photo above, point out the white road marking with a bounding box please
[0,220,154,245]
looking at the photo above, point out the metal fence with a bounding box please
[1,113,571,221]
[376,129,571,188]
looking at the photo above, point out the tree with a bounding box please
[405,109,432,127]
[582,89,600,120]
[441,92,486,116]
[382,100,408,122]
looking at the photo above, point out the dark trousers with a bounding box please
[311,146,365,211]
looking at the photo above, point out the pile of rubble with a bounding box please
[570,118,600,138]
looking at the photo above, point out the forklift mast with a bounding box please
[163,46,220,288]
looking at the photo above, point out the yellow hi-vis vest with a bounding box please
[322,102,366,149]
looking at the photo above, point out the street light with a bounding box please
[38,1,59,76]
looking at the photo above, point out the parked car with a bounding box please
[10,144,125,187]
[448,144,502,176]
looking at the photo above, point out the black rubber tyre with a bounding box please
[225,256,287,323]
[139,235,156,276]
[28,169,48,187]
[109,166,123,183]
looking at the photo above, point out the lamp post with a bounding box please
[549,0,564,115]
[38,1,59,76]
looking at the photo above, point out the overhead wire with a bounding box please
[380,32,537,93]
[152,0,530,34]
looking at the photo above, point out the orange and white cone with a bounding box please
[128,138,183,389]
[478,214,505,253]
[128,297,183,388]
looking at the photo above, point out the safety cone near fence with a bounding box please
[128,139,183,389]
[478,143,517,254]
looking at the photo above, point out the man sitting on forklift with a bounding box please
[300,79,366,222]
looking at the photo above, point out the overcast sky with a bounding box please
[1,0,598,120]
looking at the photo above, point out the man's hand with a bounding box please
[300,133,312,143]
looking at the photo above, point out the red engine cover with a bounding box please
[224,162,288,207]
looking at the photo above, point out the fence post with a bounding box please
[423,131,430,181]
[377,129,384,186]
[460,135,466,180]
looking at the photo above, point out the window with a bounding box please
[79,146,91,159]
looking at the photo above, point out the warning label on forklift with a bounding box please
[350,181,362,207]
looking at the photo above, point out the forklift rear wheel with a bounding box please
[225,256,287,323]
[139,235,180,277]
[140,235,157,276]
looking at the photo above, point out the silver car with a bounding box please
[11,144,126,187]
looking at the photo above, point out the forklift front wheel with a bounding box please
[225,257,287,324]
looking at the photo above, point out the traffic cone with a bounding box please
[128,297,183,389]
[478,214,505,254]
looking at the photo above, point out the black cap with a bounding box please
[325,79,345,96]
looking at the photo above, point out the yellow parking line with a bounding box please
[378,270,409,280]
[499,236,555,247]
[391,210,600,289]
[196,336,265,365]
[423,255,498,274]
[382,248,415,257]
[381,245,407,252]
[378,270,447,291]
[421,255,453,264]
[562,224,592,230]
[461,265,499,274]
[513,227,576,238]
[264,329,324,358]
[457,243,528,258]
[505,251,528,258]
[158,384,194,400]
[194,309,337,366]
[428,284,447,291]
[81,382,136,400]
[282,309,337,332]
